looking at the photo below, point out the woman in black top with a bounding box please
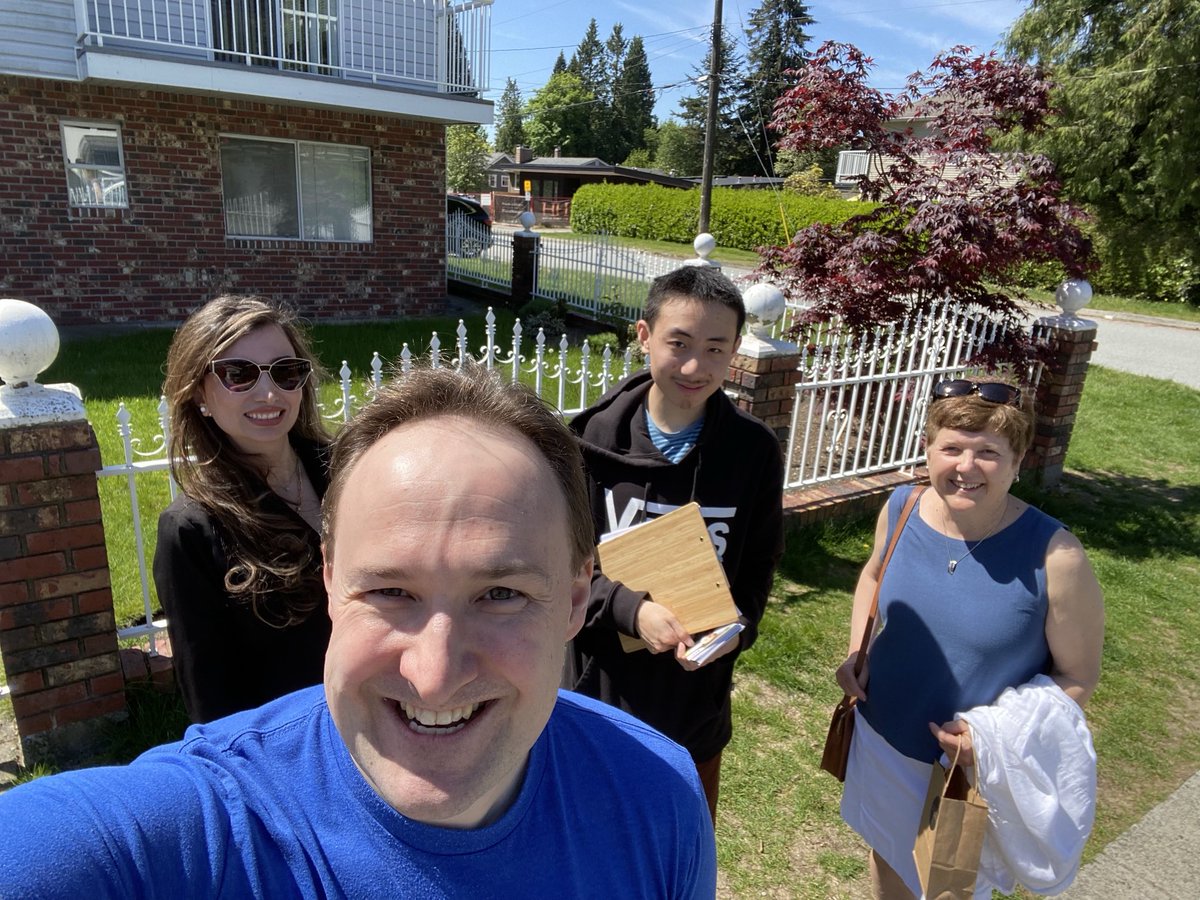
[153,296,332,723]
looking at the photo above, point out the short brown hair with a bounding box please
[924,380,1036,459]
[322,366,593,570]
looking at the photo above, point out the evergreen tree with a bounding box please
[590,23,627,161]
[494,78,526,154]
[676,26,746,176]
[568,19,606,94]
[736,0,815,177]
[552,52,567,76]
[612,35,656,164]
[1006,0,1200,302]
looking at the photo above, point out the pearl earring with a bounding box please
[200,404,209,416]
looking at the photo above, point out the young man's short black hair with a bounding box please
[643,266,746,334]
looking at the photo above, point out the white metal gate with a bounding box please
[785,301,1037,489]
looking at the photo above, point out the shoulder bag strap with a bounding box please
[851,485,926,679]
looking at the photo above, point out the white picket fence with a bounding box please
[97,309,645,647]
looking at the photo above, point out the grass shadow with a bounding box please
[1018,470,1200,561]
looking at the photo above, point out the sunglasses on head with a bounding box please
[931,379,1022,406]
[208,357,313,393]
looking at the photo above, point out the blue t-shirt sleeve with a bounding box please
[0,753,248,899]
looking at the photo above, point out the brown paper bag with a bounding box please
[912,759,988,900]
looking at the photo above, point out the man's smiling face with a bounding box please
[322,416,590,828]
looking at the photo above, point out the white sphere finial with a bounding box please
[518,210,537,234]
[742,283,786,339]
[693,232,716,261]
[0,299,60,389]
[1055,279,1092,318]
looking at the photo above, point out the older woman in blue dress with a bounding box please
[836,378,1105,899]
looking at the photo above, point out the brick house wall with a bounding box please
[1,76,450,325]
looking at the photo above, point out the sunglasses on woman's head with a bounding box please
[931,379,1021,406]
[208,357,313,393]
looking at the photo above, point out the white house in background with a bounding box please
[0,0,494,325]
[835,105,1020,194]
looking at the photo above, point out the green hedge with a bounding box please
[569,183,870,252]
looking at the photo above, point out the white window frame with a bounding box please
[61,121,128,209]
[219,134,373,243]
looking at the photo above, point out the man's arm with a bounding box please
[587,567,693,653]
[0,756,239,899]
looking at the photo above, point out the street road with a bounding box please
[1085,312,1200,390]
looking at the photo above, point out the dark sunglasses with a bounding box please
[931,379,1021,406]
[208,357,313,393]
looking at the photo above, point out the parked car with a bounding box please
[447,194,493,258]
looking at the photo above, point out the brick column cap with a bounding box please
[736,334,799,359]
[1036,314,1098,334]
[0,384,86,428]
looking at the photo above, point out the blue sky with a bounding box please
[489,0,1029,122]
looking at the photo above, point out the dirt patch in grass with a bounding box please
[0,711,21,791]
[717,674,872,899]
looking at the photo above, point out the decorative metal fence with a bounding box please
[97,308,645,645]
[445,219,513,290]
[784,300,1038,489]
[533,233,684,323]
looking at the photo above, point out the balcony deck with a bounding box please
[73,0,492,121]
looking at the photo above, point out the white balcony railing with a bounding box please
[835,150,870,184]
[75,0,491,95]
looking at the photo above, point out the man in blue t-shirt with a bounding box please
[0,368,716,899]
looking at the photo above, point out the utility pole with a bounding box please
[698,0,722,234]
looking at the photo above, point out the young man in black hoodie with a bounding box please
[567,265,785,820]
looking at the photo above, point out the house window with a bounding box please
[219,136,372,242]
[62,122,127,208]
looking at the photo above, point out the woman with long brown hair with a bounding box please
[153,295,332,722]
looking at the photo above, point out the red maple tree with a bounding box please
[760,41,1093,366]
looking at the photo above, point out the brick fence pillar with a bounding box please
[510,217,540,310]
[1,300,126,766]
[724,333,802,445]
[1024,314,1098,488]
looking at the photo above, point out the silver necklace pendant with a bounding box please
[947,559,959,574]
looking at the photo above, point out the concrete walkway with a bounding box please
[1059,771,1200,898]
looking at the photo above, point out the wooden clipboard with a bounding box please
[596,502,738,653]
